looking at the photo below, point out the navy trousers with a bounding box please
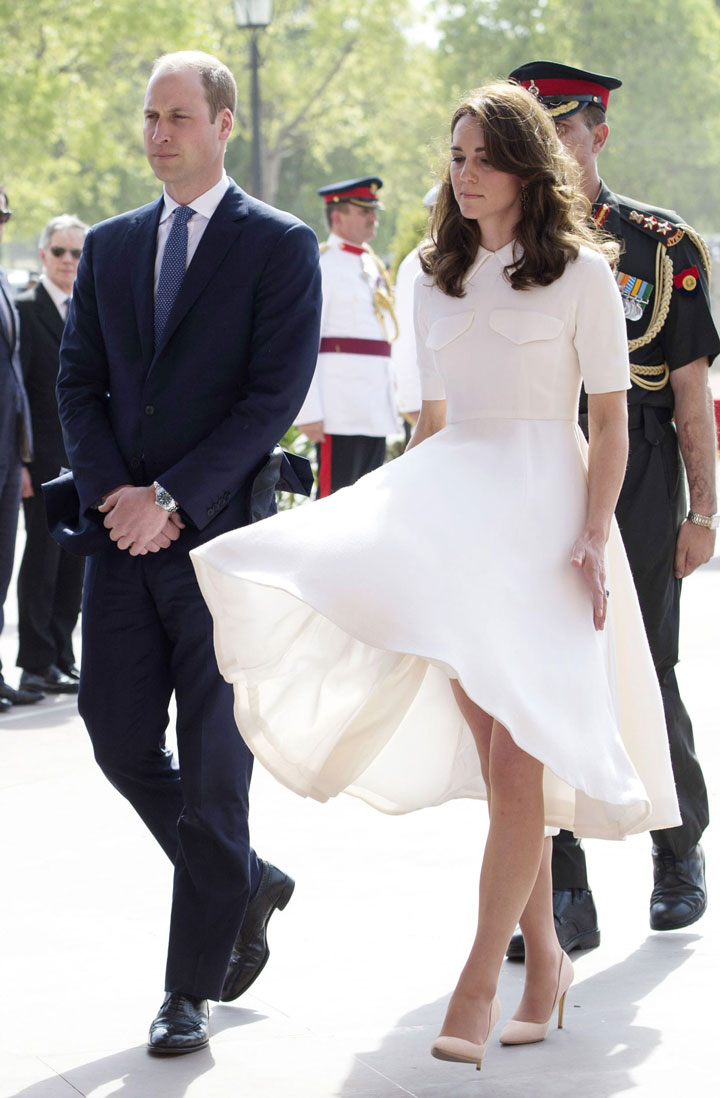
[17,487,85,672]
[0,457,21,679]
[80,544,262,999]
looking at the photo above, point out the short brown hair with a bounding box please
[580,103,606,129]
[151,51,237,120]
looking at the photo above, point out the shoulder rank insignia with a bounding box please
[616,270,653,321]
[673,265,700,295]
[665,227,685,247]
[628,209,676,238]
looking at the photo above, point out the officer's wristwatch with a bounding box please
[153,481,179,514]
[687,510,719,530]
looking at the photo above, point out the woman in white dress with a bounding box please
[191,83,680,1071]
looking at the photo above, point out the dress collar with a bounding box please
[466,239,522,281]
[327,231,368,255]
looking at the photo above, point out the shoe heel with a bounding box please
[276,876,295,911]
[557,990,567,1029]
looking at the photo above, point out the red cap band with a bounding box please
[520,77,611,108]
[323,185,378,204]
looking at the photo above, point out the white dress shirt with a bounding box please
[40,274,71,320]
[154,173,230,293]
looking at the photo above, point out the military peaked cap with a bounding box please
[508,61,622,119]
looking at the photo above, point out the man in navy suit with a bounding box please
[57,52,322,1054]
[0,185,40,713]
[16,214,88,695]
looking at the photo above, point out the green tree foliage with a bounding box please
[433,0,720,229]
[0,0,444,257]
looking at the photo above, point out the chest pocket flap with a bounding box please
[489,309,563,344]
[426,311,475,350]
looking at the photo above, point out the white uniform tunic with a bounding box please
[390,246,423,415]
[295,233,399,436]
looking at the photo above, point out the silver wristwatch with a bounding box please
[687,510,719,530]
[153,481,179,514]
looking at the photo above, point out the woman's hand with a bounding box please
[571,530,608,631]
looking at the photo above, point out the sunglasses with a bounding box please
[50,246,83,259]
[0,209,12,224]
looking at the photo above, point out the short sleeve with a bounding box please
[662,235,720,369]
[572,250,631,394]
[413,273,446,401]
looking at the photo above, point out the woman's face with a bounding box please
[449,114,523,230]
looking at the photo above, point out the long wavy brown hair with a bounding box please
[420,82,618,296]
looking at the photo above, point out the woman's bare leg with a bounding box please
[514,836,564,1021]
[439,682,547,1043]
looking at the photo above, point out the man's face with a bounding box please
[143,69,233,201]
[41,227,85,295]
[553,111,608,173]
[332,203,379,246]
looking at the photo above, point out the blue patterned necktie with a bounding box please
[154,205,195,347]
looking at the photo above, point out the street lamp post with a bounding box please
[233,0,274,201]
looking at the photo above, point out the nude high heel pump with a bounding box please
[431,996,502,1070]
[499,951,573,1046]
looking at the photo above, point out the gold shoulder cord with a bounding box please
[367,246,399,342]
[628,242,673,390]
[319,241,330,254]
[678,224,712,282]
[628,225,713,391]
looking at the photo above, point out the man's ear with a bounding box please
[592,122,610,155]
[218,107,234,142]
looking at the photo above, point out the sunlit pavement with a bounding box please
[1,464,718,1098]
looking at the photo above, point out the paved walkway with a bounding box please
[1,502,718,1098]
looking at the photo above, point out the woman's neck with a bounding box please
[476,212,519,254]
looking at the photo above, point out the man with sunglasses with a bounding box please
[0,185,37,712]
[15,215,88,696]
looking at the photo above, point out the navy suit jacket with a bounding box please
[55,180,321,553]
[16,281,67,483]
[0,268,33,465]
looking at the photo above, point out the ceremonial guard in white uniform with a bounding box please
[295,177,399,496]
[391,185,439,432]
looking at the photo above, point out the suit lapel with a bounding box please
[152,182,250,360]
[34,282,65,343]
[129,197,164,366]
[0,276,17,350]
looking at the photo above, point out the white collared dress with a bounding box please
[191,243,681,840]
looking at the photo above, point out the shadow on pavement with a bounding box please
[8,1006,265,1098]
[340,934,700,1098]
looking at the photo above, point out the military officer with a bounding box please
[295,176,399,495]
[506,61,719,954]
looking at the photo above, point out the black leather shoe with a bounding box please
[0,697,11,712]
[58,663,80,682]
[19,665,78,694]
[650,843,707,930]
[506,888,601,961]
[147,992,209,1054]
[0,677,45,704]
[220,860,295,1002]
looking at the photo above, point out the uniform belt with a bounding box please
[627,405,673,430]
[319,337,392,356]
